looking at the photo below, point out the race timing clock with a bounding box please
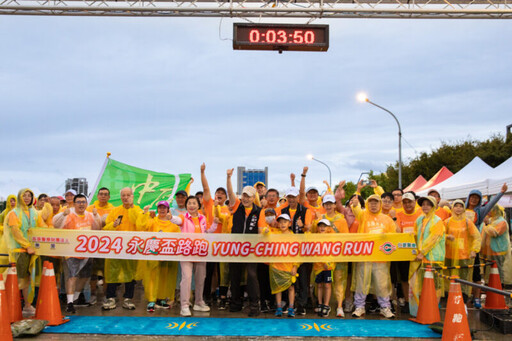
[233,23,329,52]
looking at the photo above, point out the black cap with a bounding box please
[176,190,188,197]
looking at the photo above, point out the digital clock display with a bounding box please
[233,23,329,52]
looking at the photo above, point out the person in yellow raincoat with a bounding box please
[136,201,180,312]
[0,194,16,269]
[408,196,445,317]
[3,188,47,315]
[481,205,511,286]
[444,199,481,301]
[313,194,349,318]
[263,214,299,317]
[351,194,396,319]
[102,187,143,311]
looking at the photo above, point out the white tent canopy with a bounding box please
[417,156,496,200]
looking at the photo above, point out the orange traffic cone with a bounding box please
[35,263,69,326]
[0,274,13,341]
[484,262,508,310]
[35,261,49,313]
[442,280,471,341]
[5,263,22,323]
[410,266,441,324]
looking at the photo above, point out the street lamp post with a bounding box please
[307,154,332,188]
[356,93,402,189]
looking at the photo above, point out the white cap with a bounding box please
[322,195,336,204]
[317,219,331,226]
[402,193,416,202]
[65,189,77,196]
[285,187,300,197]
[277,213,291,221]
[242,186,257,197]
[306,186,319,194]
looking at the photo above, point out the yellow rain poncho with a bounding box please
[409,196,445,317]
[443,199,481,295]
[351,195,396,303]
[481,205,512,285]
[3,189,46,298]
[103,204,143,283]
[266,229,300,294]
[136,213,180,302]
[0,194,16,268]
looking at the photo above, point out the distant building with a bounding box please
[236,166,268,195]
[65,178,88,196]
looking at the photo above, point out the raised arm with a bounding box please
[226,168,237,208]
[479,183,508,225]
[200,163,212,203]
[299,166,308,205]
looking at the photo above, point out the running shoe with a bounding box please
[287,308,295,317]
[275,307,283,317]
[336,307,345,318]
[352,307,365,317]
[122,298,136,310]
[102,298,116,310]
[380,307,395,319]
[147,302,155,313]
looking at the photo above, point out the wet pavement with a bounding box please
[17,282,511,340]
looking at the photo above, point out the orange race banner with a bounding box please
[29,228,417,263]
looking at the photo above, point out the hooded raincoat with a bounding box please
[0,194,16,267]
[351,194,396,309]
[136,213,180,302]
[409,197,445,317]
[443,200,481,295]
[465,189,504,229]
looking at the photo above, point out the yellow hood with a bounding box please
[365,194,382,215]
[16,188,35,211]
[450,199,466,220]
[5,194,16,212]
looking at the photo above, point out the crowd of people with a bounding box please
[0,163,510,321]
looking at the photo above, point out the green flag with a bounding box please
[90,157,191,209]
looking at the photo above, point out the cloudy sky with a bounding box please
[1,15,511,199]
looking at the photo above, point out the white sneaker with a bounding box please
[352,307,365,317]
[380,307,395,319]
[122,298,136,310]
[343,300,354,313]
[22,305,36,316]
[102,297,116,310]
[336,307,345,318]
[181,306,192,316]
[193,302,211,312]
[89,295,97,305]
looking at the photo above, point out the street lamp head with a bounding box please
[356,92,369,103]
[307,154,314,160]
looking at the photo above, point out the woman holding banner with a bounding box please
[171,196,217,316]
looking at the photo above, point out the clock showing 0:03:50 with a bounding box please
[233,23,329,52]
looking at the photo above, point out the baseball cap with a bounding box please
[322,195,336,204]
[418,196,437,208]
[242,186,257,197]
[285,187,300,197]
[402,193,416,202]
[306,186,319,194]
[317,219,331,226]
[65,189,77,196]
[175,190,188,197]
[254,181,266,187]
[265,208,276,215]
[277,213,291,221]
[157,201,170,208]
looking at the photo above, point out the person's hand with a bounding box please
[262,227,270,235]
[302,166,308,176]
[303,224,311,233]
[290,173,296,182]
[213,217,220,224]
[189,177,194,184]
[200,163,206,173]
[227,168,234,178]
[166,213,172,220]
[315,211,322,221]
[270,220,278,228]
[323,180,329,187]
[149,211,156,219]
[26,246,35,255]
[389,210,396,219]
[370,179,378,188]
[92,207,98,216]
[63,208,70,216]
[144,205,150,214]
[484,217,490,225]
[338,180,346,188]
[501,183,508,193]
[357,180,365,193]
[415,252,424,261]
[260,197,267,207]
[446,234,455,241]
[291,268,297,277]
[297,217,304,228]
[113,217,122,228]
[470,251,476,259]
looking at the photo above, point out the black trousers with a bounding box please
[106,280,135,299]
[204,262,219,300]
[230,263,259,310]
[297,263,312,307]
[257,263,272,303]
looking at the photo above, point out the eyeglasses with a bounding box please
[75,201,87,205]
[393,194,402,197]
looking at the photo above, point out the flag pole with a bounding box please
[89,152,111,198]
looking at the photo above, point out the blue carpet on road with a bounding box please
[44,315,441,338]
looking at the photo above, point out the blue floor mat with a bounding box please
[44,315,441,338]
